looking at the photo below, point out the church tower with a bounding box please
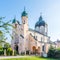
[21,8,28,38]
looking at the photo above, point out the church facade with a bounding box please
[11,8,54,56]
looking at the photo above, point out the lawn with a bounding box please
[1,56,60,60]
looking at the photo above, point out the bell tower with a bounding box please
[21,7,28,37]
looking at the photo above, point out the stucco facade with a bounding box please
[11,9,52,56]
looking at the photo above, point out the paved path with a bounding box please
[0,56,28,59]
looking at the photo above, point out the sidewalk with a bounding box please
[0,56,28,59]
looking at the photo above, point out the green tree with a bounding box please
[47,45,56,58]
[0,17,13,46]
[7,47,13,56]
[4,42,11,48]
[47,45,60,58]
[55,48,60,58]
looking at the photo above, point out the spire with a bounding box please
[39,12,43,21]
[12,16,16,23]
[24,6,25,11]
[40,12,42,16]
[14,15,16,19]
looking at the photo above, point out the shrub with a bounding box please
[0,46,3,50]
[47,48,55,58]
[0,46,4,55]
[55,48,60,58]
[0,50,4,55]
[14,50,17,56]
[21,52,25,55]
[7,48,13,56]
[47,46,60,58]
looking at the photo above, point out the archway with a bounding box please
[15,45,19,54]
[32,46,36,54]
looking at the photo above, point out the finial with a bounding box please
[24,6,26,11]
[39,12,42,21]
[14,15,16,19]
[40,12,42,16]
[12,15,16,23]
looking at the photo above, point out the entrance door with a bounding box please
[15,45,19,54]
[26,50,29,55]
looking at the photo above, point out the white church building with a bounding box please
[11,8,55,56]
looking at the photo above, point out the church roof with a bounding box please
[29,28,48,37]
[12,17,20,25]
[17,21,21,25]
[35,15,45,28]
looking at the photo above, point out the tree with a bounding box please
[0,31,6,46]
[4,42,11,48]
[0,17,13,46]
[7,47,13,56]
[47,45,56,58]
[55,48,60,58]
[47,45,60,58]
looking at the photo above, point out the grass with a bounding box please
[1,56,60,60]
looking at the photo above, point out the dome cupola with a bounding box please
[35,15,45,28]
[12,17,16,23]
[21,7,28,17]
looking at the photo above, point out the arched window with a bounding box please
[40,26,45,34]
[35,27,39,32]
[23,20,25,24]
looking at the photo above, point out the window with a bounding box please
[34,36,37,40]
[40,26,45,34]
[23,20,25,24]
[35,36,37,39]
[36,27,39,31]
[41,37,43,42]
[42,45,44,51]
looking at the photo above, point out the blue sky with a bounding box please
[0,0,60,43]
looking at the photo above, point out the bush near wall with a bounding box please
[6,48,17,56]
[47,46,60,58]
[0,50,4,55]
[6,48,13,56]
[55,48,60,58]
[14,50,17,56]
[0,46,4,55]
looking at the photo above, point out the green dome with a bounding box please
[21,8,28,17]
[12,18,16,23]
[35,16,45,28]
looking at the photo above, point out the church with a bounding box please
[11,8,55,56]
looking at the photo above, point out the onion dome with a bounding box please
[12,17,16,23]
[21,7,28,17]
[35,15,45,28]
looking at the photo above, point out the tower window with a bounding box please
[23,20,25,24]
